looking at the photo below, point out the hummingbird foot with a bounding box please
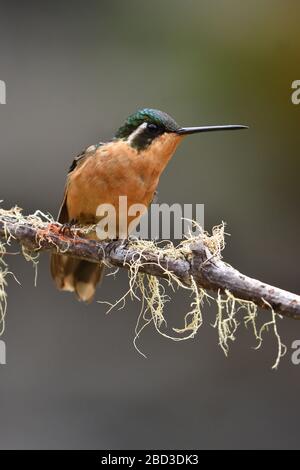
[59,218,78,237]
[105,238,129,259]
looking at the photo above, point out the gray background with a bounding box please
[0,0,300,449]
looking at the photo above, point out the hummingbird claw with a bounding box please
[105,239,120,258]
[59,219,78,237]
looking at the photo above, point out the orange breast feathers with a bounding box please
[66,134,182,234]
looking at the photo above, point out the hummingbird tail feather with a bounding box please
[50,253,105,302]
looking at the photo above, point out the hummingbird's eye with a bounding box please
[147,123,159,132]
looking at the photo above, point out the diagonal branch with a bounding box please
[0,210,300,319]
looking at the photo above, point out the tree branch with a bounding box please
[0,210,299,320]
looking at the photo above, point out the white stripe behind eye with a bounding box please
[127,122,148,144]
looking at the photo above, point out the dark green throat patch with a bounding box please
[115,108,180,150]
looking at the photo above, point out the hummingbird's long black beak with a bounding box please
[177,124,248,135]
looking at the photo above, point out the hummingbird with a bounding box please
[50,108,247,302]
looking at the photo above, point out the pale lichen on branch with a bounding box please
[0,205,299,368]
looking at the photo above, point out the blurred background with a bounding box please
[0,0,300,449]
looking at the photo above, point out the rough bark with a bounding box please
[0,212,299,319]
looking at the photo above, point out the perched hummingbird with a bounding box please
[50,108,247,302]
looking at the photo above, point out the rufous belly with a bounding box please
[66,135,182,237]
